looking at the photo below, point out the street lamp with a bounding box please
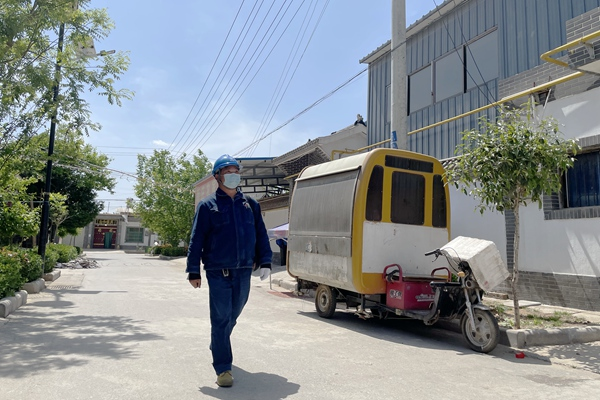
[37,22,65,266]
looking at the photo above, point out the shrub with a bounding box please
[161,246,187,257]
[18,249,44,282]
[43,247,59,273]
[153,246,163,255]
[0,248,26,299]
[75,246,82,255]
[47,243,78,263]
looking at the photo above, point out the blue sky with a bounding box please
[83,1,439,211]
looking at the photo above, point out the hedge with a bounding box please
[0,248,25,299]
[47,243,78,263]
[0,244,80,299]
[161,246,187,257]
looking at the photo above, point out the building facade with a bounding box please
[361,0,600,310]
[63,213,158,251]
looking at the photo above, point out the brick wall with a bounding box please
[494,272,600,312]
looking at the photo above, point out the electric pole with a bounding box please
[391,0,407,149]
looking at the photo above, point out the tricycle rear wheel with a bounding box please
[315,285,336,318]
[460,308,499,353]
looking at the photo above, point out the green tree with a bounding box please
[446,103,579,328]
[0,0,130,245]
[0,175,39,246]
[0,0,133,148]
[48,192,68,241]
[25,130,115,237]
[133,150,212,246]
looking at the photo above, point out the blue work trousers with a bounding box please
[205,267,252,375]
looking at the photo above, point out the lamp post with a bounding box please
[38,22,65,266]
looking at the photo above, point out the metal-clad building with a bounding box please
[361,1,600,311]
[362,0,600,159]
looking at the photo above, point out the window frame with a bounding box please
[125,227,145,243]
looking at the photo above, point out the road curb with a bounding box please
[0,290,28,318]
[22,278,46,294]
[506,326,600,348]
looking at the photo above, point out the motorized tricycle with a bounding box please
[288,149,506,353]
[384,247,499,353]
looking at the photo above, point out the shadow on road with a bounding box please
[0,288,164,379]
[199,366,300,399]
[295,308,552,368]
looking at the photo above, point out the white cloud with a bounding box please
[153,140,170,147]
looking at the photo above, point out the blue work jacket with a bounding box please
[186,188,272,274]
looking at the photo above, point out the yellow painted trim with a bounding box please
[540,29,600,68]
[350,148,451,294]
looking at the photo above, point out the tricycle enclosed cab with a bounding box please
[287,148,507,353]
[287,148,450,294]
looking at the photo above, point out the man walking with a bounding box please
[186,154,272,387]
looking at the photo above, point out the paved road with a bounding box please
[1,250,599,399]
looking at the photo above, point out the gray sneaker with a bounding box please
[217,370,233,387]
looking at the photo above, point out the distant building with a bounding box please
[63,212,158,251]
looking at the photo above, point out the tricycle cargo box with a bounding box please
[441,236,509,292]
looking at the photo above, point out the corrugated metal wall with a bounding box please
[367,0,600,159]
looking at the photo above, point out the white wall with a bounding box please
[541,86,600,140]
[263,207,289,254]
[446,87,600,278]
[449,186,508,265]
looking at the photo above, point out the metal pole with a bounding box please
[391,0,407,149]
[38,23,65,267]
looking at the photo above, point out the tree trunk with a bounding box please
[511,204,521,329]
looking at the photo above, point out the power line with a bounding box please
[247,0,331,157]
[172,0,278,155]
[168,0,249,152]
[184,0,310,157]
[233,66,368,156]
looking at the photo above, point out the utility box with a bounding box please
[441,236,509,291]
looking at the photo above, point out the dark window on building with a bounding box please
[366,165,384,221]
[385,155,433,173]
[432,175,447,227]
[564,151,600,208]
[466,30,498,90]
[125,227,144,243]
[391,172,425,225]
[409,65,432,113]
[435,49,464,101]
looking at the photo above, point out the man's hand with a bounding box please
[189,279,201,288]
[259,264,271,281]
[188,272,202,288]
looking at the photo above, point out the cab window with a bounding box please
[391,171,425,225]
[365,165,383,221]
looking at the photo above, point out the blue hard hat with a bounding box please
[212,154,240,175]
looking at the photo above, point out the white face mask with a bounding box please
[222,173,241,189]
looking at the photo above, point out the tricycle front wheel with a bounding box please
[315,284,336,318]
[460,308,499,353]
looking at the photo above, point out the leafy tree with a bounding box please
[133,150,212,246]
[0,0,133,150]
[0,175,39,246]
[26,130,115,238]
[48,192,68,241]
[445,103,579,329]
[0,0,130,246]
